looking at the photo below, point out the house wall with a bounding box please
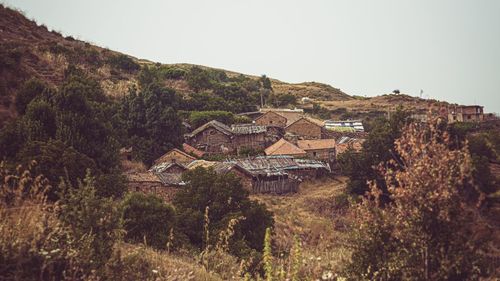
[265,126,285,145]
[127,181,178,202]
[304,148,335,161]
[229,168,254,191]
[285,119,322,139]
[255,112,287,127]
[234,132,267,152]
[187,128,234,154]
[155,150,195,165]
[252,176,299,194]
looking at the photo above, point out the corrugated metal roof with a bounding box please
[231,124,267,135]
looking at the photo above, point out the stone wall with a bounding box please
[255,111,287,127]
[285,119,322,139]
[127,181,178,202]
[188,128,234,154]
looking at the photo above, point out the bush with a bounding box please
[15,78,48,114]
[189,110,235,128]
[174,167,274,258]
[345,120,491,279]
[122,192,176,250]
[107,54,140,73]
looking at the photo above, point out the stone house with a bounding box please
[126,172,178,202]
[297,139,336,162]
[153,148,197,166]
[254,111,288,127]
[448,105,484,123]
[185,121,269,155]
[150,161,187,187]
[285,117,324,140]
[231,124,267,152]
[265,138,307,157]
[185,120,235,155]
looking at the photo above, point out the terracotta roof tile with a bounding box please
[264,138,307,156]
[297,139,336,150]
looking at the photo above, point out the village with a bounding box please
[123,104,492,202]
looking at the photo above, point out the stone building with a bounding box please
[258,108,304,126]
[335,136,365,156]
[125,172,178,202]
[231,124,267,152]
[254,111,288,127]
[153,148,197,166]
[297,139,336,162]
[185,120,235,154]
[285,117,323,140]
[265,138,307,157]
[448,105,484,123]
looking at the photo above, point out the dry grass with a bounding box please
[251,177,352,279]
[109,243,228,281]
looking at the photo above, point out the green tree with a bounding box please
[15,78,48,114]
[59,173,123,273]
[122,192,176,249]
[260,75,272,91]
[174,167,273,257]
[339,108,412,198]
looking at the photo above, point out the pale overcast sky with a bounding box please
[4,0,500,113]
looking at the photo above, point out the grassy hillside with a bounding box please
[0,4,455,127]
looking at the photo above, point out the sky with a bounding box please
[4,0,500,113]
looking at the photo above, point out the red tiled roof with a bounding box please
[264,138,307,156]
[183,143,205,158]
[297,139,336,150]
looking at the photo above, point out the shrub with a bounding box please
[189,110,235,128]
[174,167,274,258]
[345,119,491,279]
[15,78,48,114]
[107,54,140,73]
[122,192,176,250]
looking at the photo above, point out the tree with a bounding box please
[174,167,273,257]
[260,75,272,91]
[58,173,122,273]
[346,120,489,280]
[122,192,176,249]
[186,66,213,92]
[15,78,48,114]
[339,108,412,198]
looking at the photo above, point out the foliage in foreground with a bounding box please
[346,120,495,280]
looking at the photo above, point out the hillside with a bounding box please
[0,4,454,127]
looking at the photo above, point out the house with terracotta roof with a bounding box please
[258,108,304,126]
[297,139,336,162]
[264,138,307,157]
[285,117,324,140]
[153,148,197,166]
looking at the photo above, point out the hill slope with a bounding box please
[0,4,450,126]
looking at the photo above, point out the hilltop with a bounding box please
[0,4,453,126]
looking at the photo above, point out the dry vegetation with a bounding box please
[251,177,351,279]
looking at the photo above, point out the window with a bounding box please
[269,120,273,124]
[313,152,317,157]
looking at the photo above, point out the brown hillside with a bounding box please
[0,4,453,126]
